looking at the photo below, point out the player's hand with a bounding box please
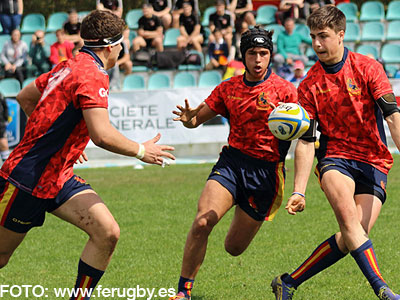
[75,151,88,164]
[172,99,205,126]
[285,193,305,215]
[140,133,175,166]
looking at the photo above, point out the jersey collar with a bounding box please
[79,46,104,68]
[320,47,349,74]
[243,67,272,87]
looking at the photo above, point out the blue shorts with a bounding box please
[208,146,286,221]
[315,157,387,203]
[0,175,93,233]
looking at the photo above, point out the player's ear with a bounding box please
[338,30,345,44]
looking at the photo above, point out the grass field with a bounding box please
[1,156,400,300]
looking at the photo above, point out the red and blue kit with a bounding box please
[205,70,297,221]
[0,49,109,199]
[299,48,394,174]
[205,69,298,162]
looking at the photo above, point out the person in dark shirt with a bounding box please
[148,0,172,29]
[96,0,123,18]
[177,2,203,52]
[228,0,255,33]
[172,0,199,28]
[63,8,83,47]
[0,0,23,35]
[132,3,164,53]
[209,0,233,53]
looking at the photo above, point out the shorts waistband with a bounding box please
[225,146,280,167]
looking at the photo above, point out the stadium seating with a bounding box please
[173,72,196,88]
[0,78,21,97]
[0,34,9,52]
[21,13,46,34]
[148,73,171,90]
[198,70,222,87]
[125,9,142,30]
[360,21,385,42]
[343,22,360,42]
[381,43,400,64]
[122,74,146,90]
[201,6,216,27]
[386,21,400,41]
[21,33,32,46]
[385,64,399,77]
[386,1,400,21]
[337,2,358,22]
[356,44,379,59]
[359,1,385,22]
[22,77,36,88]
[294,23,310,39]
[46,12,68,32]
[163,28,180,48]
[255,5,278,25]
[265,24,284,44]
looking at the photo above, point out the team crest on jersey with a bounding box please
[257,92,273,110]
[346,78,361,96]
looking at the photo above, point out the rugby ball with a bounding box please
[268,103,310,141]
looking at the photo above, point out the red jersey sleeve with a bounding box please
[204,81,229,117]
[35,71,52,94]
[76,68,109,110]
[298,77,317,120]
[366,59,393,100]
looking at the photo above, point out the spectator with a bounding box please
[27,29,50,77]
[0,29,28,85]
[228,0,255,33]
[49,29,74,67]
[209,0,233,55]
[172,0,199,28]
[132,4,164,53]
[117,30,132,76]
[148,0,173,29]
[177,1,203,53]
[289,60,306,86]
[0,0,22,35]
[302,0,334,19]
[273,17,311,71]
[206,28,229,70]
[276,0,305,25]
[63,8,83,48]
[96,0,123,18]
[0,92,9,164]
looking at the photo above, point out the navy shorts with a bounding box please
[0,175,93,233]
[208,146,286,221]
[315,157,387,203]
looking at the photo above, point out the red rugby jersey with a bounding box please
[0,50,109,198]
[298,50,393,174]
[205,70,298,162]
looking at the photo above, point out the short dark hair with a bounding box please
[80,10,126,41]
[307,5,346,33]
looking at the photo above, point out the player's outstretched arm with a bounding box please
[16,81,42,117]
[83,107,175,166]
[386,111,400,152]
[172,99,217,128]
[286,139,315,215]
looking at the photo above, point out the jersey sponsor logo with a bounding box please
[316,88,331,94]
[12,218,32,225]
[256,92,273,110]
[99,88,108,97]
[227,95,243,101]
[346,78,361,96]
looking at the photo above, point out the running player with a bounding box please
[271,5,400,300]
[169,26,298,300]
[0,10,175,300]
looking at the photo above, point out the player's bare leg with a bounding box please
[0,227,26,268]
[224,206,263,256]
[171,180,234,299]
[52,190,120,300]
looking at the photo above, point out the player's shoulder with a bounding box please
[268,72,297,92]
[73,52,108,77]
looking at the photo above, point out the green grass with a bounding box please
[1,156,400,300]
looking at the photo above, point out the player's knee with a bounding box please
[192,215,216,237]
[224,240,245,256]
[93,221,120,250]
